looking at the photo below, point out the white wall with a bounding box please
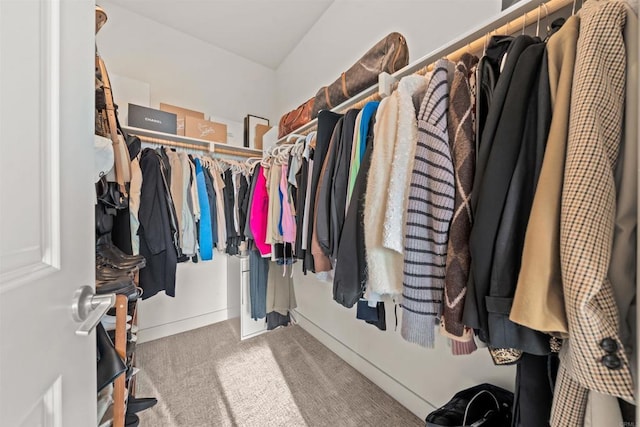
[276,0,501,115]
[96,1,275,341]
[97,0,277,123]
[276,0,515,420]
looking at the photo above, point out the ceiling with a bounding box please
[108,0,335,69]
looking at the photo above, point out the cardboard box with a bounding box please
[160,103,204,136]
[185,116,227,143]
[128,104,177,134]
[254,124,272,150]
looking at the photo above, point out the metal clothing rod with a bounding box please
[274,0,573,145]
[122,125,263,159]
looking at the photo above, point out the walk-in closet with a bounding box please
[0,0,638,426]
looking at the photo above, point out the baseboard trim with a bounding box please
[138,309,229,344]
[292,309,435,420]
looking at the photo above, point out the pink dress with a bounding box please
[249,166,271,256]
[280,164,296,244]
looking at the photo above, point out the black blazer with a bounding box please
[333,117,375,308]
[465,39,551,354]
[303,110,342,273]
[330,109,360,261]
[316,117,344,259]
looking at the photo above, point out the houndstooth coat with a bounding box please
[550,1,635,425]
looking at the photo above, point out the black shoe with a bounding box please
[96,264,133,281]
[97,235,146,267]
[126,396,158,414]
[125,413,139,427]
[96,278,138,301]
[96,323,126,393]
[96,253,144,271]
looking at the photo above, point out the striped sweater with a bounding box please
[401,59,455,348]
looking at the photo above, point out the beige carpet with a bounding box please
[135,319,423,427]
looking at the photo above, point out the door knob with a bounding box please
[72,286,116,336]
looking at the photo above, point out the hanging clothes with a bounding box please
[138,148,178,298]
[304,111,342,273]
[550,2,635,425]
[333,114,376,308]
[365,75,427,299]
[440,53,479,355]
[249,165,271,257]
[401,60,455,348]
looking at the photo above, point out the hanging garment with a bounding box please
[382,75,428,260]
[266,164,283,246]
[138,148,178,298]
[178,152,197,256]
[201,165,219,250]
[609,0,638,383]
[364,96,399,296]
[333,116,375,308]
[304,111,342,273]
[244,166,260,242]
[314,117,344,268]
[510,16,579,337]
[165,149,184,248]
[471,35,531,215]
[211,169,227,252]
[463,34,540,346]
[157,149,181,259]
[194,159,213,261]
[294,153,308,258]
[330,109,359,262]
[469,38,551,355]
[401,60,455,348]
[266,263,296,316]
[344,111,362,213]
[129,155,142,255]
[223,169,240,255]
[550,2,634,425]
[238,173,250,241]
[347,102,379,200]
[280,164,296,244]
[475,35,512,152]
[441,53,479,354]
[249,165,271,257]
[512,352,559,427]
[249,248,270,320]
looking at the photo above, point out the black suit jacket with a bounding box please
[465,39,551,354]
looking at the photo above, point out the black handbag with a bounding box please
[425,383,513,427]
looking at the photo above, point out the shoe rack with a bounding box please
[110,271,139,427]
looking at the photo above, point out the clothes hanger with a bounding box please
[286,133,306,143]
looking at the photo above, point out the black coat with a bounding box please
[330,109,359,261]
[303,110,343,273]
[465,40,551,354]
[333,117,375,308]
[316,117,343,259]
[138,148,178,298]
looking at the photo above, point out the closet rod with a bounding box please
[123,126,263,158]
[274,0,573,145]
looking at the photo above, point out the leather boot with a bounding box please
[96,235,146,265]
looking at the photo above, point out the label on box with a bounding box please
[185,116,227,143]
[128,104,177,134]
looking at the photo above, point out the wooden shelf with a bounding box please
[122,126,263,158]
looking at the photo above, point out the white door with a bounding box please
[0,1,97,426]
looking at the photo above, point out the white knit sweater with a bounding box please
[382,74,430,256]
[364,96,402,296]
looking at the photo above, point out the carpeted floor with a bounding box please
[135,319,423,426]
